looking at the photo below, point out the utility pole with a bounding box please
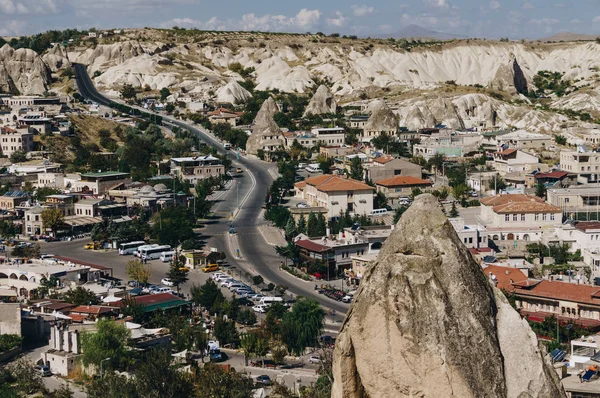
[237,184,239,209]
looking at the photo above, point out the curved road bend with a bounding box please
[73,64,349,314]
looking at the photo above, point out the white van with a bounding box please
[369,208,388,217]
[151,287,173,295]
[305,164,321,173]
[259,296,284,305]
[160,251,175,263]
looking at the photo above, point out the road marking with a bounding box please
[232,162,256,220]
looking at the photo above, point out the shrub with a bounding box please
[0,334,22,352]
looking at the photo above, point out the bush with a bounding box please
[0,334,22,352]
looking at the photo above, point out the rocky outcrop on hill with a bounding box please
[246,97,284,156]
[0,44,51,94]
[489,55,528,94]
[74,41,145,73]
[430,97,465,130]
[215,80,252,105]
[403,104,438,130]
[364,100,398,133]
[42,45,71,72]
[332,194,565,398]
[303,85,337,116]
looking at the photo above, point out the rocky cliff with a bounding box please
[332,194,565,398]
[489,55,529,94]
[215,80,252,105]
[303,85,337,116]
[42,44,71,73]
[364,100,397,133]
[0,44,51,94]
[246,97,284,156]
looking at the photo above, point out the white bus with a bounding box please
[159,251,175,263]
[135,244,159,257]
[140,245,172,261]
[118,241,146,255]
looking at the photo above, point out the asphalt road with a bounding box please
[73,64,349,314]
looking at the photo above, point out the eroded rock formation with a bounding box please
[246,97,284,156]
[332,194,564,398]
[489,55,528,95]
[0,44,51,94]
[303,85,337,116]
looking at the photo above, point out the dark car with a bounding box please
[255,375,271,386]
[234,298,254,307]
[210,350,226,362]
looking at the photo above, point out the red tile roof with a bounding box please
[483,265,528,292]
[520,310,600,328]
[69,305,116,315]
[534,171,569,179]
[496,148,517,156]
[117,293,180,307]
[300,174,373,193]
[480,194,561,214]
[67,313,88,322]
[515,280,600,306]
[296,239,331,252]
[575,222,600,232]
[376,176,432,188]
[374,156,394,164]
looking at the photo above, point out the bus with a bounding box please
[118,241,146,255]
[135,244,159,257]
[140,245,172,261]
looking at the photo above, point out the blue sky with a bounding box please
[1,0,600,39]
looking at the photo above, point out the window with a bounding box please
[505,214,510,222]
[535,214,540,221]
[521,214,525,221]
[542,213,547,221]
[550,214,555,221]
[565,198,570,203]
[513,214,518,221]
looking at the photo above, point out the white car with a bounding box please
[220,279,235,287]
[253,305,268,313]
[296,202,310,208]
[248,294,265,301]
[161,278,174,287]
[212,273,227,280]
[309,356,321,364]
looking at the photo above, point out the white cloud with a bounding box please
[570,18,581,24]
[594,16,600,23]
[522,2,534,9]
[529,18,560,25]
[0,0,28,14]
[424,0,449,8]
[0,19,26,35]
[161,9,322,32]
[490,0,500,9]
[351,5,374,17]
[327,11,347,27]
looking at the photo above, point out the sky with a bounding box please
[2,0,600,39]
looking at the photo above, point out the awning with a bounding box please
[63,216,103,227]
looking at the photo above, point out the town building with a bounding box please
[348,115,369,129]
[73,172,131,195]
[559,149,600,184]
[294,175,374,219]
[8,159,61,176]
[525,171,577,189]
[36,172,65,189]
[491,149,540,174]
[366,156,423,183]
[449,218,487,249]
[375,176,433,207]
[170,156,224,185]
[208,108,243,126]
[319,146,355,159]
[0,126,34,157]
[0,191,28,210]
[478,194,562,241]
[547,185,600,219]
[413,132,482,159]
[41,325,82,377]
[494,130,552,150]
[282,127,346,149]
[18,112,52,135]
[549,221,600,269]
[346,252,378,285]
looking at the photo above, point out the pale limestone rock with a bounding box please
[332,194,565,398]
[364,100,397,133]
[430,97,465,130]
[489,55,528,94]
[303,85,337,117]
[246,97,284,156]
[215,80,252,105]
[0,44,51,94]
[42,44,71,72]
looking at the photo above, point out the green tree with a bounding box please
[126,260,151,285]
[409,187,422,200]
[133,348,195,398]
[41,207,64,235]
[449,202,459,218]
[10,359,43,396]
[284,216,297,240]
[151,206,195,247]
[166,255,189,293]
[237,308,257,326]
[81,319,131,370]
[62,287,100,306]
[280,298,324,356]
[33,187,62,201]
[9,150,27,163]
[193,363,254,397]
[316,213,327,237]
[349,157,364,181]
[297,214,307,234]
[213,317,239,347]
[0,220,17,241]
[252,275,264,286]
[374,192,388,209]
[489,174,507,193]
[535,181,547,199]
[554,135,567,146]
[165,103,175,113]
[452,184,468,200]
[190,280,224,312]
[120,84,137,100]
[91,223,108,242]
[159,87,171,101]
[427,153,446,173]
[240,331,269,365]
[38,275,59,297]
[87,372,138,398]
[306,212,318,237]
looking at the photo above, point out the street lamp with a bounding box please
[100,357,111,379]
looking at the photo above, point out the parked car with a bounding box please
[255,375,272,386]
[248,293,265,301]
[161,278,174,287]
[236,167,243,173]
[253,305,268,313]
[234,298,254,307]
[220,279,236,287]
[38,365,52,377]
[309,356,321,364]
[202,264,219,273]
[212,272,227,279]
[296,202,310,208]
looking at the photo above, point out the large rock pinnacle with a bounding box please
[331,194,564,398]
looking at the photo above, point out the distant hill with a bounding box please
[387,24,466,40]
[542,32,600,42]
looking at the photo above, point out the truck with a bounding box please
[223,142,231,150]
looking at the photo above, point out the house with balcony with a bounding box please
[559,149,600,184]
[547,185,600,219]
[208,108,243,126]
[375,176,433,207]
[478,194,562,242]
[170,156,224,186]
[294,174,374,219]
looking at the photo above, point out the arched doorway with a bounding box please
[18,288,27,297]
[9,273,17,279]
[0,273,7,278]
[523,234,530,241]
[18,275,28,281]
[507,233,515,240]
[492,235,499,240]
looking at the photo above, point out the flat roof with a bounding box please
[80,171,129,178]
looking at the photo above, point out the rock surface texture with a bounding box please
[332,194,565,398]
[303,85,337,116]
[0,44,51,94]
[215,80,252,105]
[489,56,528,94]
[42,44,71,72]
[246,97,284,156]
[364,100,398,133]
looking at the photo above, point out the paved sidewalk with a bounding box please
[258,226,287,247]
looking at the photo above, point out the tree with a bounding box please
[33,187,61,201]
[133,348,195,398]
[349,157,364,181]
[190,280,224,312]
[87,372,138,398]
[0,220,17,241]
[535,181,547,199]
[38,275,59,298]
[240,330,269,365]
[316,213,327,237]
[159,87,171,101]
[62,287,99,306]
[237,308,257,326]
[449,202,459,218]
[409,187,422,200]
[120,84,137,100]
[451,184,468,200]
[280,298,324,356]
[166,255,189,293]
[10,359,43,395]
[554,134,567,146]
[297,214,307,234]
[151,206,195,247]
[126,260,151,285]
[81,319,131,370]
[193,363,254,397]
[41,207,64,235]
[284,216,297,240]
[427,153,445,173]
[213,317,239,347]
[9,150,27,163]
[165,103,175,113]
[488,174,507,193]
[252,275,264,286]
[374,192,388,209]
[306,212,318,237]
[91,223,108,242]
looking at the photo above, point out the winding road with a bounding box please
[73,64,349,314]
